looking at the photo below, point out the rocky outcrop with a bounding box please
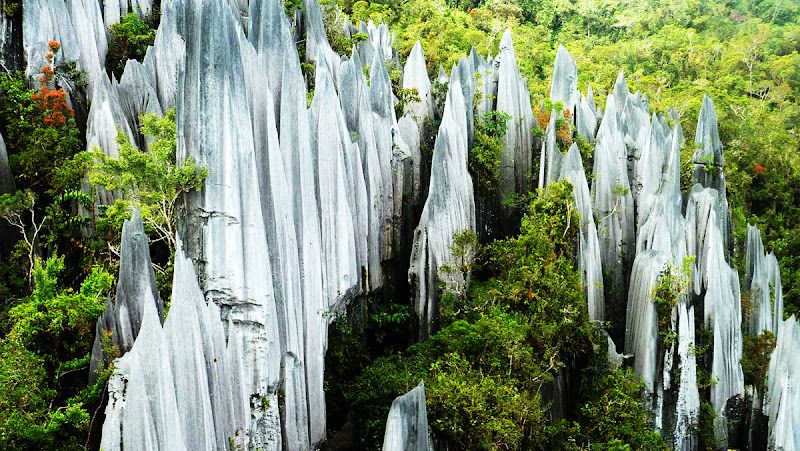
[559,144,604,321]
[409,59,475,340]
[550,44,579,116]
[496,30,536,200]
[745,224,784,336]
[403,41,433,129]
[765,316,800,450]
[592,94,635,334]
[692,95,731,259]
[89,209,162,385]
[382,381,430,451]
[0,133,14,194]
[99,243,249,451]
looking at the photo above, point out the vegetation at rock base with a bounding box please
[326,181,665,450]
[0,256,114,450]
[0,41,202,449]
[332,0,800,317]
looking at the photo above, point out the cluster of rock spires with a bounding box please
[15,0,799,449]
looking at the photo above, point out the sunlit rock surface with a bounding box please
[99,245,249,451]
[409,59,475,340]
[550,44,579,115]
[559,144,604,321]
[496,30,536,199]
[592,94,635,329]
[89,209,162,385]
[692,95,731,259]
[745,224,784,336]
[766,316,800,450]
[382,381,430,451]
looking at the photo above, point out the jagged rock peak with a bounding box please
[745,224,784,335]
[497,29,536,201]
[89,208,162,384]
[766,315,800,450]
[550,44,579,115]
[100,242,249,451]
[403,41,434,128]
[409,60,476,340]
[382,381,430,451]
[559,144,604,321]
[693,94,724,167]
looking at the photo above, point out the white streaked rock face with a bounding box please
[382,381,430,451]
[745,224,784,336]
[409,59,475,340]
[766,316,800,450]
[559,144,604,321]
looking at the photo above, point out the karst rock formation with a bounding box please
[12,0,799,449]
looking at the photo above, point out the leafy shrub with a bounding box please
[469,111,510,193]
[106,11,159,79]
[741,331,777,390]
[0,255,114,450]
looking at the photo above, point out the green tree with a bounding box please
[89,109,207,258]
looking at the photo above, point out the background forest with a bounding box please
[0,0,797,449]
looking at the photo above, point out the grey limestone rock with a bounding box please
[0,133,14,194]
[625,249,667,394]
[559,144,604,321]
[496,30,536,199]
[116,59,163,148]
[403,41,434,131]
[65,0,107,90]
[437,64,449,85]
[177,1,283,447]
[409,61,475,340]
[745,224,783,336]
[592,94,635,324]
[23,0,80,79]
[692,95,731,258]
[577,92,597,141]
[673,303,700,451]
[89,208,162,385]
[701,209,744,446]
[100,244,249,451]
[538,115,560,189]
[765,315,800,450]
[99,287,187,451]
[85,72,137,206]
[303,0,339,77]
[143,0,185,112]
[382,381,430,451]
[550,44,579,116]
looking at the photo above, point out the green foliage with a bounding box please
[651,257,693,348]
[2,0,20,17]
[350,181,609,450]
[0,73,86,201]
[0,255,113,450]
[394,87,421,119]
[106,11,158,79]
[284,0,302,16]
[565,344,668,450]
[89,109,207,256]
[470,111,511,193]
[741,330,777,390]
[0,67,91,299]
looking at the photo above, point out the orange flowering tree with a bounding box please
[0,41,89,293]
